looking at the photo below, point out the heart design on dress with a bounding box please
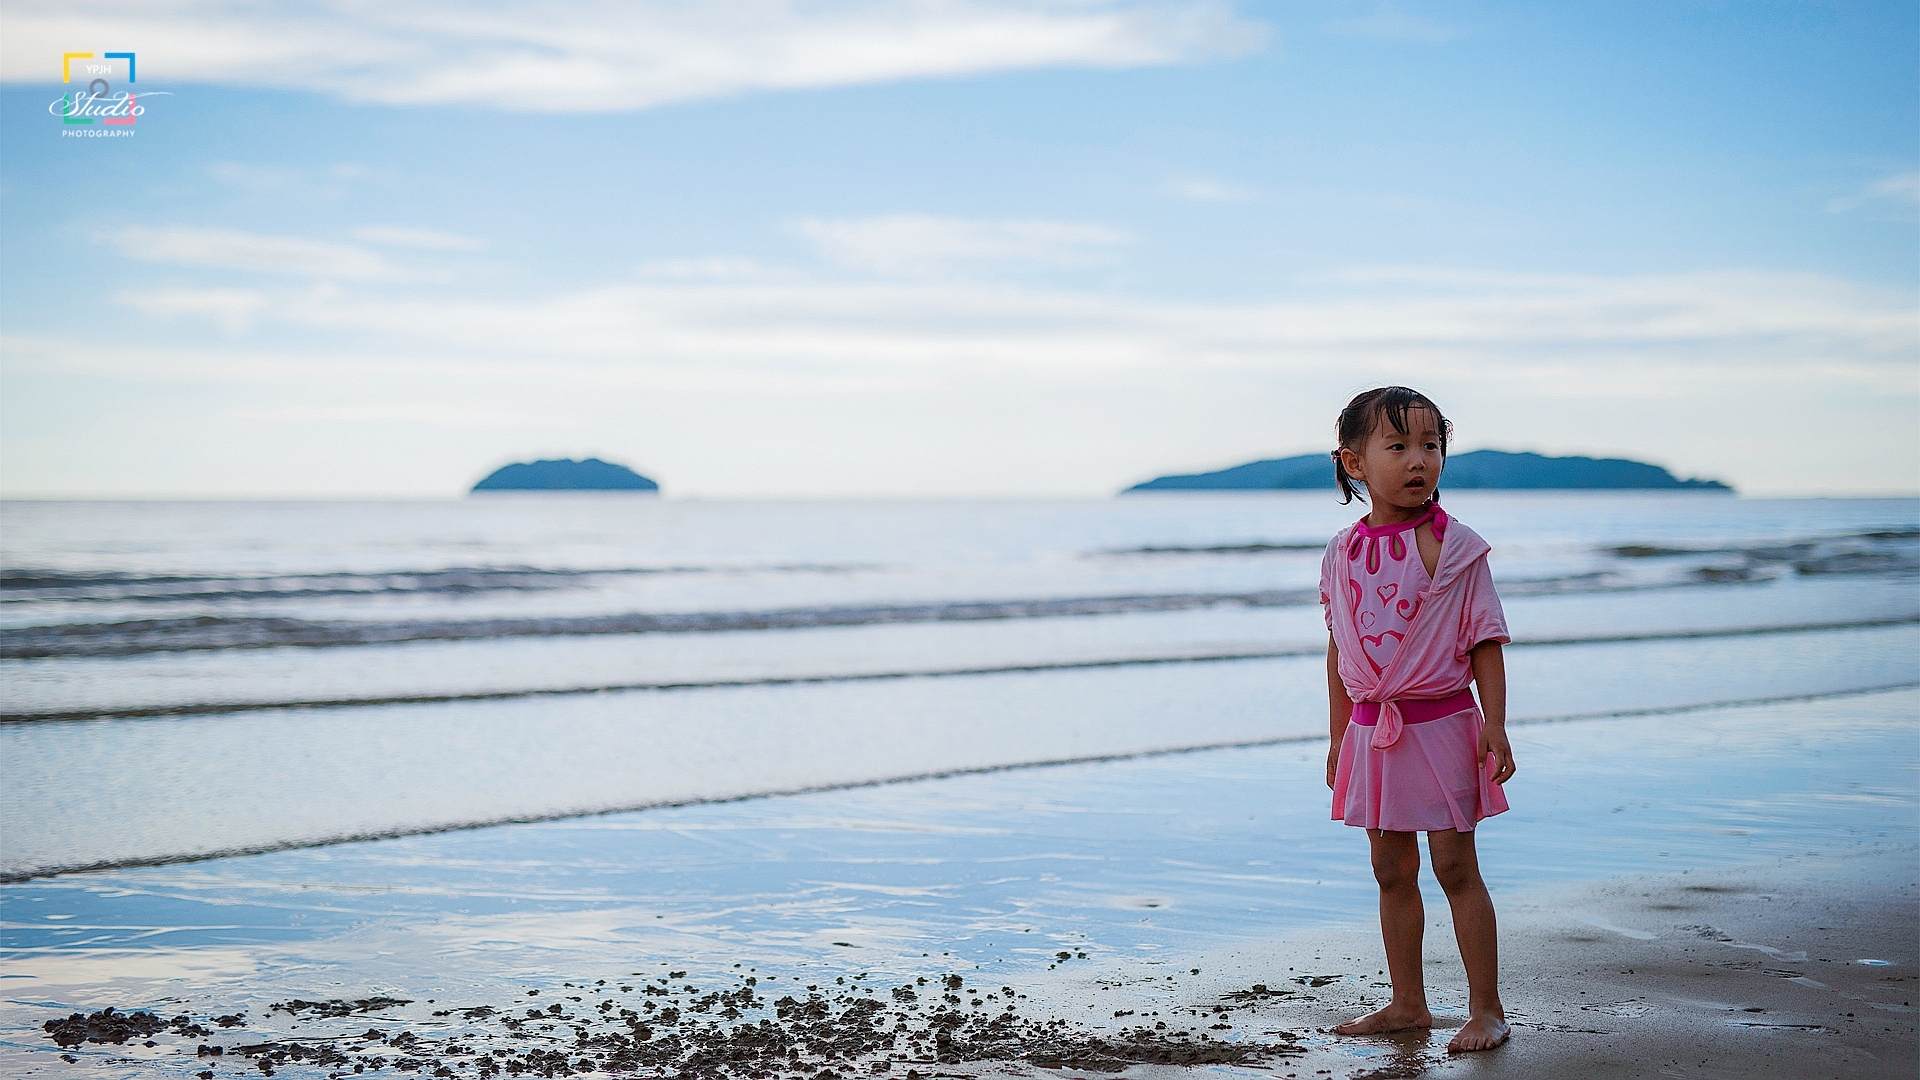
[1377,583,1397,604]
[1359,630,1403,674]
[1396,596,1422,623]
[1358,611,1376,629]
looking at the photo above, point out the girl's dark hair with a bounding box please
[1332,386,1452,504]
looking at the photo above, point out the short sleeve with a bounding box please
[1319,539,1337,632]
[1456,554,1509,651]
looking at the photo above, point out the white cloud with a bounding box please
[204,163,305,193]
[206,161,372,194]
[1324,3,1455,42]
[636,257,772,281]
[1827,171,1920,215]
[797,215,1129,275]
[1167,177,1260,202]
[85,265,1916,380]
[351,225,488,252]
[113,287,266,334]
[7,265,1915,496]
[232,403,556,426]
[1318,266,1602,288]
[100,226,398,280]
[0,1,1269,112]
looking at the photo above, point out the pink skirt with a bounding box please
[1332,706,1509,833]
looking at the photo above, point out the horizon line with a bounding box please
[2,489,1916,502]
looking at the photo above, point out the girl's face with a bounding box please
[1340,406,1444,511]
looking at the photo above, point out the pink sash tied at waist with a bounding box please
[1351,687,1478,749]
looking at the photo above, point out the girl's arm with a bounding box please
[1326,636,1353,788]
[1470,640,1517,784]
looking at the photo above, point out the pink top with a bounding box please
[1320,501,1509,749]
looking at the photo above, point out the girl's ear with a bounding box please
[1338,446,1366,483]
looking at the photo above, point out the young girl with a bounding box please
[1319,386,1517,1054]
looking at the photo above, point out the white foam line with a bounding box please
[6,620,1916,725]
[1722,941,1808,962]
[6,682,1914,884]
[1570,914,1659,940]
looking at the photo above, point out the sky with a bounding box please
[1,0,1915,498]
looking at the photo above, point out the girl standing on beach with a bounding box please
[1319,386,1517,1054]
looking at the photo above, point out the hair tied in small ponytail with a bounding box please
[1331,386,1452,505]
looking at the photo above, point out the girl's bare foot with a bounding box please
[1446,1012,1510,1053]
[1334,1002,1433,1035]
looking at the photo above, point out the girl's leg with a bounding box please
[1425,829,1510,1052]
[1334,829,1433,1034]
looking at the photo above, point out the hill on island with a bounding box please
[471,458,659,492]
[1126,450,1732,493]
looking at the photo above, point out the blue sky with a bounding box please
[2,1,1914,496]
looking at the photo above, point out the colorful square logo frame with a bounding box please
[62,52,137,125]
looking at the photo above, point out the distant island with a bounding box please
[1126,450,1732,493]
[471,458,659,492]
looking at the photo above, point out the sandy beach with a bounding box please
[17,852,1912,1079]
[1154,849,1917,1079]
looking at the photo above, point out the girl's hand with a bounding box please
[1480,722,1516,785]
[1325,637,1352,790]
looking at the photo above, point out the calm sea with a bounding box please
[2,492,1915,880]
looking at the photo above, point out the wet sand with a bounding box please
[1488,852,1916,1078]
[7,690,1915,1078]
[24,849,1911,1079]
[1153,847,1917,1079]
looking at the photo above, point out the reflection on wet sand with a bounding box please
[4,689,1914,1077]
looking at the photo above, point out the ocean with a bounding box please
[2,492,1914,880]
[2,491,1917,1077]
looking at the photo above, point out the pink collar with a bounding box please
[1351,499,1447,540]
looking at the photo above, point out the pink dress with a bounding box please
[1320,501,1511,833]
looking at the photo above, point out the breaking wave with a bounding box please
[5,618,1914,724]
[6,529,1912,660]
[0,562,866,605]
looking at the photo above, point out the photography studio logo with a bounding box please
[51,52,152,136]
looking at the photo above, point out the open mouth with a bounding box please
[1405,477,1428,489]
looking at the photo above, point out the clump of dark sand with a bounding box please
[274,998,415,1019]
[43,1007,219,1048]
[43,970,1306,1077]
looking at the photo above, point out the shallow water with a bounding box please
[2,688,1914,1077]
[3,622,1915,878]
[1,495,1915,879]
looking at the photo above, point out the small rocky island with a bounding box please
[1127,449,1731,493]
[471,458,659,492]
